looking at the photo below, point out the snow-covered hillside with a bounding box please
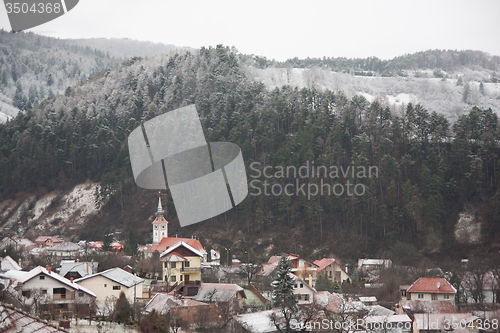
[245,66,500,123]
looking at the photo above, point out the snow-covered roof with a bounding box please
[195,283,246,303]
[74,267,144,288]
[233,310,277,333]
[0,256,21,272]
[58,261,97,278]
[159,241,203,258]
[21,266,96,297]
[46,241,81,252]
[144,293,209,315]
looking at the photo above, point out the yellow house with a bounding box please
[160,241,203,296]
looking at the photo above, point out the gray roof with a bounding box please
[194,284,245,303]
[47,242,81,252]
[58,261,97,278]
[367,305,396,316]
[0,304,67,332]
[74,267,144,288]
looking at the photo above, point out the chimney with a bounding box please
[77,259,79,262]
[46,265,51,273]
[70,277,74,283]
[18,258,22,269]
[308,274,313,287]
[86,262,89,273]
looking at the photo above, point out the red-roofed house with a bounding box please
[314,258,351,285]
[34,236,63,248]
[268,254,318,283]
[404,277,456,304]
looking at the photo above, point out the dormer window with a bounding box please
[161,225,165,229]
[154,225,158,229]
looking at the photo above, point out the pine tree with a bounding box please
[271,254,298,333]
[13,82,27,110]
[124,228,138,256]
[272,254,296,309]
[102,227,112,251]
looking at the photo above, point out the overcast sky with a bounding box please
[1,0,500,61]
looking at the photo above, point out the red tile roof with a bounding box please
[149,237,206,254]
[314,258,335,271]
[407,278,456,294]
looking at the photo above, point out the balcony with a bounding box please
[53,293,75,301]
[180,267,200,273]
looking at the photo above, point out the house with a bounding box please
[0,256,21,272]
[46,242,82,258]
[290,274,316,305]
[195,283,247,313]
[0,303,67,332]
[268,254,318,283]
[143,292,224,328]
[58,260,98,280]
[314,291,367,314]
[314,258,351,285]
[0,237,35,252]
[357,259,392,274]
[412,313,479,333]
[74,267,144,307]
[34,236,63,248]
[19,266,96,315]
[160,241,203,296]
[404,277,456,304]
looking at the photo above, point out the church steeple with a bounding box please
[157,197,164,216]
[152,196,168,245]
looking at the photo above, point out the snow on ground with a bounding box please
[49,319,139,333]
[454,211,481,244]
[33,183,100,231]
[29,192,58,221]
[245,65,500,122]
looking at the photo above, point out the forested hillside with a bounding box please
[0,42,499,260]
[0,30,121,121]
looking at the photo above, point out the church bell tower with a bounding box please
[152,197,168,244]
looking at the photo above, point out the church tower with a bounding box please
[152,197,168,245]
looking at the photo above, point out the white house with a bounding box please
[404,277,456,305]
[19,266,96,314]
[74,267,143,307]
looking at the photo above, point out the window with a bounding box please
[294,284,298,289]
[171,276,176,282]
[418,293,424,299]
[22,290,31,297]
[329,271,332,278]
[104,284,107,287]
[180,275,183,281]
[164,262,168,268]
[402,291,406,297]
[79,292,84,297]
[42,290,47,294]
[184,261,190,268]
[432,294,438,300]
[183,251,187,255]
[304,294,309,301]
[161,225,165,229]
[444,295,449,299]
[113,286,121,290]
[300,283,303,288]
[171,262,176,268]
[39,276,45,280]
[154,225,158,229]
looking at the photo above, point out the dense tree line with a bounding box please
[0,45,499,255]
[242,49,500,79]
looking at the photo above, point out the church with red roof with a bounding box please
[148,198,207,261]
